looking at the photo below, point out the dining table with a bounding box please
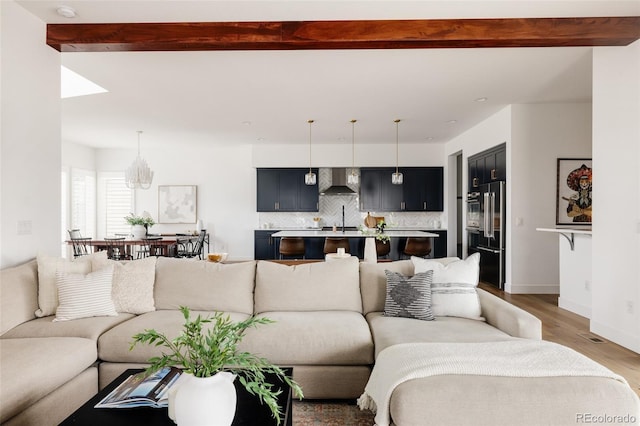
[270,229,438,263]
[66,235,199,258]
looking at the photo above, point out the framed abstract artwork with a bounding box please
[556,159,592,226]
[158,185,197,224]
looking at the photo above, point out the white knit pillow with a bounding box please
[412,253,483,320]
[91,256,157,314]
[54,267,117,321]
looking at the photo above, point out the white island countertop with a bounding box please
[271,230,439,238]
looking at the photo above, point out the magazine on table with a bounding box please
[95,367,182,408]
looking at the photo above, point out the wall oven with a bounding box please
[466,191,481,230]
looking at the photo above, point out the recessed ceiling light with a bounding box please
[475,97,488,102]
[257,137,265,141]
[446,120,457,124]
[241,121,252,126]
[56,5,76,18]
[425,137,434,141]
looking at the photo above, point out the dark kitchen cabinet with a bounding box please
[468,143,506,189]
[257,168,319,212]
[360,167,443,212]
[254,230,279,260]
[402,167,443,211]
[360,168,403,211]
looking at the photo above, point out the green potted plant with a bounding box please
[124,212,155,238]
[130,306,303,426]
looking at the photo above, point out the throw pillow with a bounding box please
[35,253,107,317]
[411,253,484,320]
[91,256,157,314]
[383,270,434,321]
[54,266,117,321]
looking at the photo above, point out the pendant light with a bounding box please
[347,119,359,185]
[304,120,317,185]
[125,130,154,190]
[391,119,403,185]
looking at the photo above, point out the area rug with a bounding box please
[293,400,375,425]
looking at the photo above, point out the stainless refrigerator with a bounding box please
[467,181,505,289]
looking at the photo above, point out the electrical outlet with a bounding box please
[626,301,634,315]
[17,220,32,235]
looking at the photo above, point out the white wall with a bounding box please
[445,106,512,271]
[96,142,257,260]
[445,103,592,294]
[591,41,640,353]
[510,103,592,293]
[252,142,445,167]
[0,1,61,268]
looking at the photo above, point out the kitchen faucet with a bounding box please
[342,205,345,233]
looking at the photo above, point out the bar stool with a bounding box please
[375,238,391,258]
[403,237,432,258]
[279,237,306,259]
[323,237,350,254]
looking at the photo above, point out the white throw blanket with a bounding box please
[357,340,627,426]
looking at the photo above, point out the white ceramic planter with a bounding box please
[169,372,237,426]
[131,224,146,239]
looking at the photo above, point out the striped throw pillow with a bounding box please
[54,266,117,321]
[412,253,483,320]
[383,270,434,321]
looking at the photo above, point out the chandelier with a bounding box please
[125,131,154,190]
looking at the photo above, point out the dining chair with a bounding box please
[104,236,132,261]
[67,229,92,258]
[137,236,164,258]
[173,231,207,259]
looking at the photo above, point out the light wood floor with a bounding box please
[479,283,640,397]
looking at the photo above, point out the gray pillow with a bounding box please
[383,270,434,321]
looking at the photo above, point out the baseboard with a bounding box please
[506,283,559,294]
[558,297,591,319]
[590,320,640,354]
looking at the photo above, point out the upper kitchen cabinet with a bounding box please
[257,168,319,212]
[360,167,444,212]
[468,143,506,189]
[360,168,403,212]
[402,167,444,211]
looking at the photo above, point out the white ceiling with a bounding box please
[16,1,640,149]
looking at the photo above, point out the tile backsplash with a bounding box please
[259,167,445,229]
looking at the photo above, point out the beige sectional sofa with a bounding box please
[1,255,638,426]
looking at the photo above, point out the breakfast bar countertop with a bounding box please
[271,230,439,238]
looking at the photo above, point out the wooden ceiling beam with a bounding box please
[47,17,640,53]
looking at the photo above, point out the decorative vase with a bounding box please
[363,238,378,264]
[196,219,203,234]
[170,372,237,426]
[131,224,146,239]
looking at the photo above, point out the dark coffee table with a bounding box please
[60,368,292,426]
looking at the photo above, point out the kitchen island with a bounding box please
[271,229,438,263]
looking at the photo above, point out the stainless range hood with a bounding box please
[320,168,357,195]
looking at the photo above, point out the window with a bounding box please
[97,172,134,238]
[70,168,96,238]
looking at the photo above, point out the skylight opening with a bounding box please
[61,65,108,99]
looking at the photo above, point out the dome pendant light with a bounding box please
[391,119,403,185]
[304,120,317,185]
[125,130,154,190]
[347,119,359,185]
